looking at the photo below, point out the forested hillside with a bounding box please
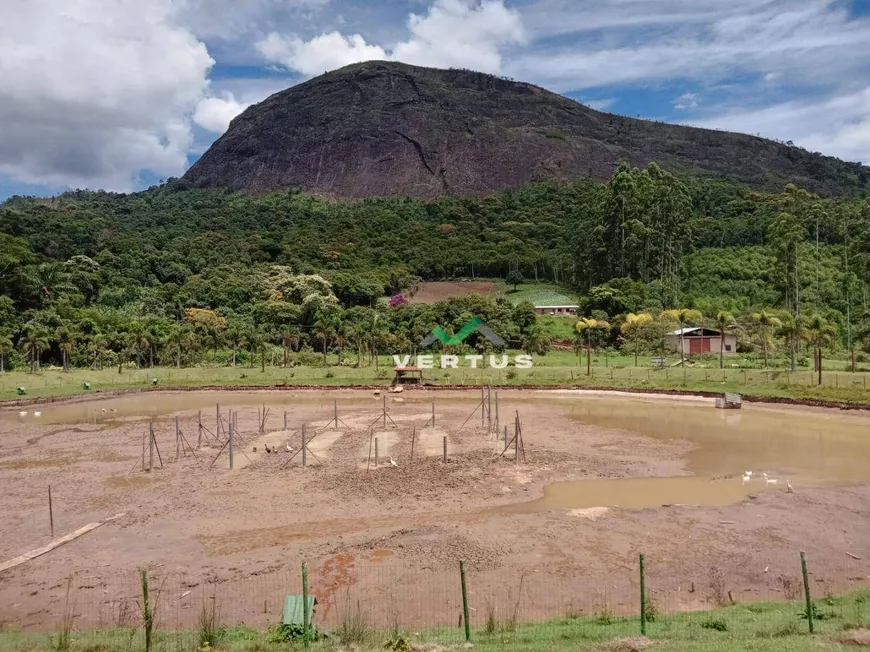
[1,161,869,371]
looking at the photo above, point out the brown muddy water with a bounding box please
[4,390,870,515]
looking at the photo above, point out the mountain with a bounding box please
[183,61,869,198]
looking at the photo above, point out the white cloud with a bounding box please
[194,92,251,134]
[257,0,525,76]
[674,92,700,110]
[690,87,870,164]
[257,32,387,77]
[0,0,214,191]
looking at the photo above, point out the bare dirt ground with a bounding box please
[408,281,494,303]
[0,389,868,633]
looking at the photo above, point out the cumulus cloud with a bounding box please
[0,0,214,191]
[674,93,700,110]
[257,0,525,76]
[690,87,870,165]
[194,92,251,134]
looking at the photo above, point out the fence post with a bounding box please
[801,551,814,633]
[141,569,152,652]
[460,560,471,642]
[302,561,310,647]
[639,553,647,635]
[228,414,234,470]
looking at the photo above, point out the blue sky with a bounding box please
[2,0,870,200]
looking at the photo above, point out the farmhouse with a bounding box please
[665,327,737,356]
[534,304,579,316]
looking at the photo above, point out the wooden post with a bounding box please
[197,410,202,448]
[410,426,416,464]
[487,387,492,431]
[432,401,435,427]
[175,416,181,460]
[142,569,153,652]
[801,551,814,633]
[382,395,386,429]
[374,437,379,468]
[504,425,508,451]
[460,560,471,642]
[142,431,146,471]
[334,400,338,430]
[228,414,234,470]
[639,553,647,635]
[284,410,288,430]
[48,486,54,538]
[302,424,307,468]
[216,403,220,437]
[302,561,310,648]
[443,436,447,463]
[148,422,154,472]
[586,345,591,377]
[480,387,485,427]
[818,350,823,386]
[494,391,499,433]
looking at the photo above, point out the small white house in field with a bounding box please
[665,327,737,356]
[534,305,579,316]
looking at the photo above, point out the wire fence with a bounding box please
[4,550,868,649]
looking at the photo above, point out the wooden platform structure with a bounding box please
[715,392,743,409]
[393,365,424,386]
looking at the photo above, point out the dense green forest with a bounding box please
[1,162,869,372]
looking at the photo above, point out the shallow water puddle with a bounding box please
[502,476,764,513]
[565,398,870,483]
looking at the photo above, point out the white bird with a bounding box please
[786,481,794,494]
[285,443,292,453]
[766,478,778,485]
[19,411,26,417]
[34,411,41,417]
[762,472,769,480]
[101,408,106,413]
[742,474,752,484]
[389,457,398,467]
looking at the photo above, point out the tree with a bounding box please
[661,309,703,367]
[0,335,12,373]
[804,313,837,385]
[19,326,49,373]
[620,312,653,366]
[714,311,735,370]
[57,326,75,373]
[749,310,781,368]
[506,269,525,292]
[575,317,611,376]
[166,325,194,369]
[225,324,244,367]
[242,325,266,370]
[520,324,551,355]
[777,312,804,373]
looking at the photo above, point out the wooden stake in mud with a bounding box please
[142,431,146,471]
[410,426,416,464]
[197,410,203,448]
[374,437,379,468]
[228,415,234,469]
[480,387,485,427]
[48,485,54,538]
[366,429,374,471]
[494,391,499,434]
[487,387,492,431]
[148,422,155,472]
[175,416,181,460]
[503,425,508,451]
[301,424,307,468]
[334,400,338,430]
[216,403,220,438]
[639,553,647,635]
[141,570,153,652]
[301,562,310,648]
[432,401,436,427]
[284,410,288,430]
[801,551,814,633]
[382,394,387,429]
[460,560,471,642]
[443,435,447,463]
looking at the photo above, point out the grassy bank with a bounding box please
[2,351,870,405]
[2,588,868,651]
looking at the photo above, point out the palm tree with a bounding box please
[19,326,49,373]
[57,326,74,373]
[620,312,653,366]
[127,322,151,369]
[242,326,266,370]
[661,309,703,368]
[87,333,108,370]
[166,325,193,368]
[777,313,804,373]
[225,325,244,367]
[0,336,12,373]
[804,313,837,385]
[575,317,610,376]
[714,311,735,370]
[26,262,77,306]
[750,310,781,368]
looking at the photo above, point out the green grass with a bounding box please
[1,589,867,651]
[493,281,578,306]
[3,351,870,405]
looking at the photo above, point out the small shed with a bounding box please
[665,327,737,356]
[393,365,424,386]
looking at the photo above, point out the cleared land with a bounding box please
[408,281,495,303]
[1,389,868,644]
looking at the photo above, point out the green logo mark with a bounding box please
[420,316,506,347]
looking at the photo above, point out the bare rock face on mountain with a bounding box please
[183,61,868,198]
